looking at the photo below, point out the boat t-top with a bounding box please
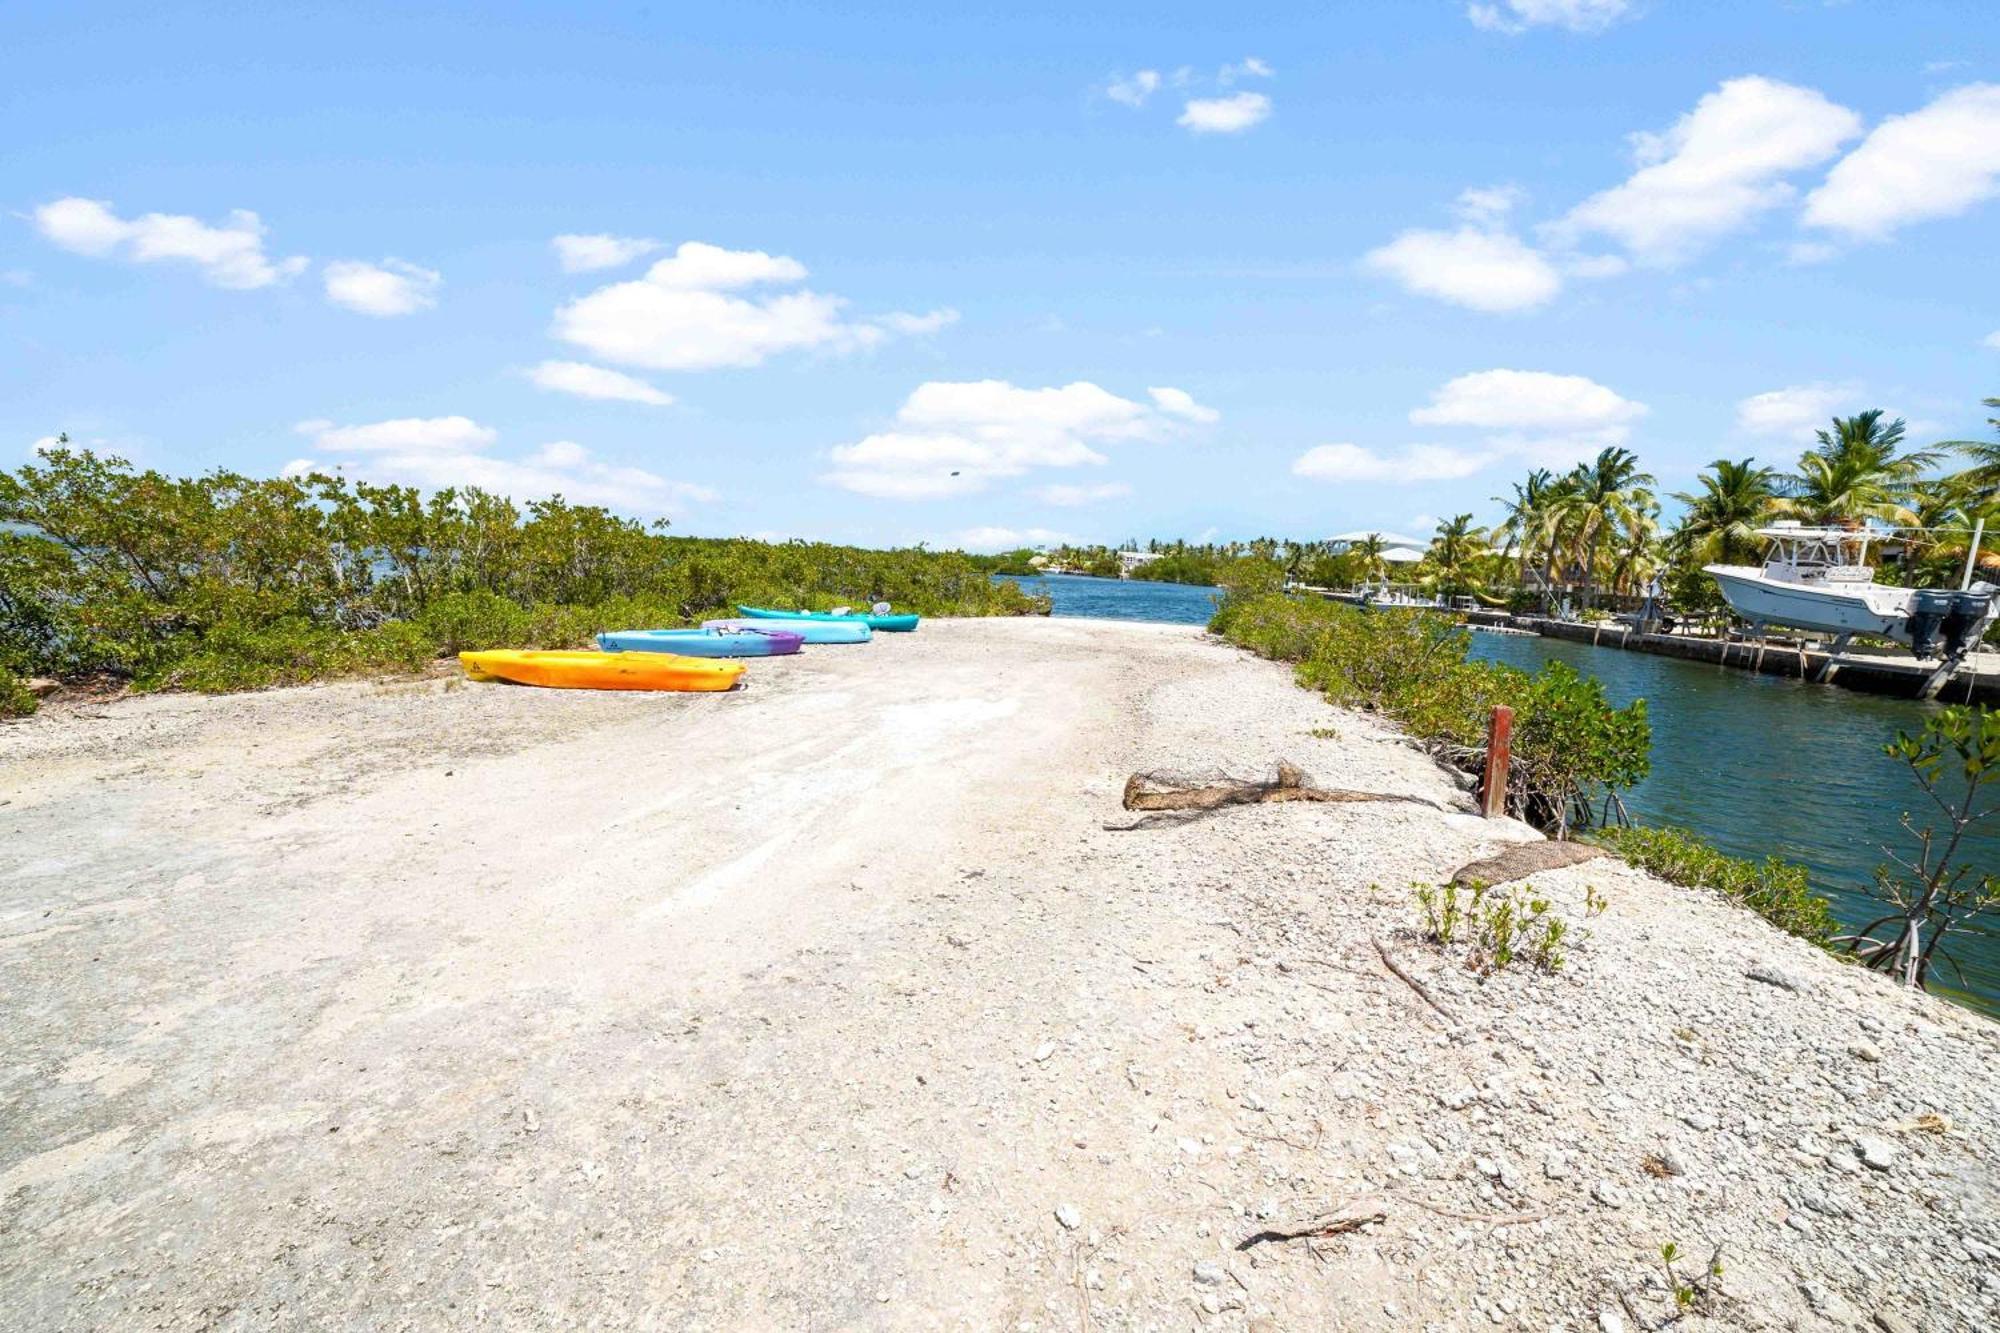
[1704,522,1997,660]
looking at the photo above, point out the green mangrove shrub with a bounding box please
[0,444,1046,704]
[1414,879,1575,974]
[1595,825,1835,944]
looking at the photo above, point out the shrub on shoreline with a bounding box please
[0,447,1046,712]
[1211,592,1649,836]
[1593,825,1836,944]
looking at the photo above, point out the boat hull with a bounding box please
[597,628,803,657]
[704,617,872,644]
[737,604,919,632]
[1704,565,1913,642]
[459,649,744,691]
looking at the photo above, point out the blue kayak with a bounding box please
[738,604,920,632]
[704,617,873,644]
[598,627,804,658]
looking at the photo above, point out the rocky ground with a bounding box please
[1,618,1994,1331]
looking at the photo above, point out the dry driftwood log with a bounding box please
[1121,761,1418,812]
[1450,839,1608,888]
[1236,1209,1387,1250]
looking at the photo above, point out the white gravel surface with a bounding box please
[1,617,1994,1331]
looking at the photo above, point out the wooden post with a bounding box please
[1480,705,1514,819]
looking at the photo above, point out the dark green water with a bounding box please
[1468,630,1998,1013]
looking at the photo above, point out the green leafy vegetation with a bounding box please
[1844,705,2000,989]
[1414,879,1576,974]
[1594,825,1836,944]
[1210,592,1649,836]
[0,445,1045,712]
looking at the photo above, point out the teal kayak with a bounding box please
[704,617,872,644]
[737,604,920,632]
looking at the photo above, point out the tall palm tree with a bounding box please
[1492,468,1556,587]
[1567,447,1656,608]
[1670,458,1778,566]
[1779,410,1940,526]
[1424,513,1488,600]
[1351,533,1388,584]
[1939,396,2000,499]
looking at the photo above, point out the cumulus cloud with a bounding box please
[823,379,1213,500]
[1467,0,1633,34]
[1802,84,2000,242]
[1985,331,2000,351]
[1292,368,1646,486]
[1555,77,1862,264]
[289,415,712,514]
[552,234,662,272]
[1363,226,1562,312]
[1219,57,1274,85]
[31,197,306,289]
[552,240,941,372]
[527,360,675,407]
[1178,92,1271,134]
[1147,386,1220,423]
[323,259,441,316]
[1034,481,1133,506]
[1106,70,1162,107]
[1735,383,1863,440]
[1292,443,1494,483]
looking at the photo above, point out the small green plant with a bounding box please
[1656,1241,1724,1320]
[1415,880,1577,975]
[1583,884,1609,919]
[0,663,39,718]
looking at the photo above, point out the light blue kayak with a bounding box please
[598,627,805,658]
[704,617,873,644]
[738,604,920,632]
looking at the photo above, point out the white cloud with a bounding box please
[527,360,675,407]
[942,526,1076,552]
[1984,331,2000,351]
[1034,481,1133,506]
[1219,57,1274,85]
[279,458,318,479]
[552,240,934,371]
[31,197,306,289]
[1802,84,2000,241]
[1411,368,1647,437]
[876,308,960,336]
[1292,443,1494,483]
[322,259,440,317]
[1178,92,1271,134]
[1363,226,1562,312]
[1555,77,1862,264]
[1455,184,1527,224]
[291,416,712,515]
[824,380,1208,500]
[552,234,661,272]
[1467,0,1634,35]
[1735,383,1863,440]
[1147,386,1221,423]
[1106,70,1162,107]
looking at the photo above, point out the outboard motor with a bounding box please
[1907,589,1954,658]
[1939,586,1996,659]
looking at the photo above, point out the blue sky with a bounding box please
[4,1,1996,551]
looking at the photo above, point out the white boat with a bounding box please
[1705,523,1998,658]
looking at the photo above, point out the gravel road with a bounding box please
[1,618,1994,1331]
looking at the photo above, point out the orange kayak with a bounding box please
[458,649,744,692]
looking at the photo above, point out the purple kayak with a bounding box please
[598,627,805,657]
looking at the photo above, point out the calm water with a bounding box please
[997,575,1997,1011]
[1002,572,1221,624]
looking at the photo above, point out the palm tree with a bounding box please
[1493,468,1555,587]
[1779,410,1940,527]
[1424,513,1488,600]
[1567,447,1656,608]
[1939,396,2000,499]
[1670,458,1778,566]
[1351,533,1388,585]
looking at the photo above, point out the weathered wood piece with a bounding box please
[1450,839,1608,888]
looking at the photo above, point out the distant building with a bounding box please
[1118,550,1162,577]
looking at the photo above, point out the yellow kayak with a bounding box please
[458,649,744,692]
